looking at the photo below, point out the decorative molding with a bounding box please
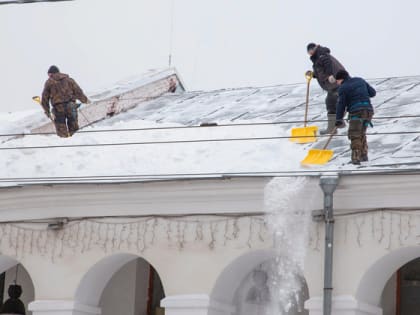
[333,174,420,212]
[305,295,382,315]
[29,300,101,315]
[162,295,233,315]
[1,174,420,223]
[0,178,271,222]
[0,216,270,262]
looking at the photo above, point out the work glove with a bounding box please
[335,120,346,128]
[305,70,313,78]
[328,75,336,84]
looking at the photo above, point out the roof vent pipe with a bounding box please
[319,175,339,315]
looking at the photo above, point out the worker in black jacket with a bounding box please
[335,70,376,165]
[306,43,347,134]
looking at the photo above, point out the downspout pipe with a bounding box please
[319,175,339,315]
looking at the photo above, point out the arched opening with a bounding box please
[0,256,35,315]
[356,246,420,314]
[210,250,309,315]
[75,253,165,315]
[381,256,420,315]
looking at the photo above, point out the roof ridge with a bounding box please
[168,75,420,97]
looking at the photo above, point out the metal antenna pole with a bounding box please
[168,0,175,67]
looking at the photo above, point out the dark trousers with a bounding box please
[52,102,79,138]
[325,89,338,114]
[348,109,374,160]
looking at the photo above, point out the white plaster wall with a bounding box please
[90,257,157,315]
[1,210,417,314]
[134,259,150,315]
[1,175,418,313]
[305,210,420,309]
[305,218,390,301]
[4,265,35,315]
[380,272,397,315]
[2,216,271,304]
[100,260,137,315]
[98,258,151,315]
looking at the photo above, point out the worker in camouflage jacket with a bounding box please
[41,66,89,138]
[306,43,346,134]
[335,70,376,165]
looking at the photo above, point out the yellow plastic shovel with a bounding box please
[290,72,318,143]
[301,127,337,165]
[32,96,41,104]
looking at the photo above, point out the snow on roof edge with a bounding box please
[2,168,420,188]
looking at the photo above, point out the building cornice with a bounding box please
[0,173,419,222]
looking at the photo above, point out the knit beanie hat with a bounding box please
[307,43,317,52]
[48,65,60,74]
[335,70,350,81]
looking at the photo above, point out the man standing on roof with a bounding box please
[306,43,347,134]
[41,65,90,138]
[335,70,376,165]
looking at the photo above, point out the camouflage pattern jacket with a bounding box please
[41,73,88,114]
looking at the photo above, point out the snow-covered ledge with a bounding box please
[29,300,101,315]
[161,294,233,315]
[305,295,382,315]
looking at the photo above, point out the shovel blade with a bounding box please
[301,148,334,165]
[290,126,318,144]
[32,96,41,104]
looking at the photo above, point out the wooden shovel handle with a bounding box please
[304,77,311,127]
[322,127,338,150]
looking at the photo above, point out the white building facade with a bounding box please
[0,173,418,315]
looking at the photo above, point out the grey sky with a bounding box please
[1,0,419,111]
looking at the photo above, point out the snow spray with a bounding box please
[264,177,314,314]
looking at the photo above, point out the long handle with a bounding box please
[32,96,54,122]
[322,127,338,149]
[304,73,312,127]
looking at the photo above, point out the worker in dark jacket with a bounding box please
[41,65,90,138]
[335,70,376,165]
[306,43,346,134]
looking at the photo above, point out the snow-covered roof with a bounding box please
[1,75,419,184]
[88,68,186,102]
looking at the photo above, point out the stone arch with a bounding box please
[0,255,35,314]
[209,249,309,315]
[356,246,420,306]
[75,253,165,309]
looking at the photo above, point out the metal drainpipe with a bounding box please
[319,175,339,315]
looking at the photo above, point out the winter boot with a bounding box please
[361,154,368,162]
[320,114,337,135]
[351,149,362,165]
